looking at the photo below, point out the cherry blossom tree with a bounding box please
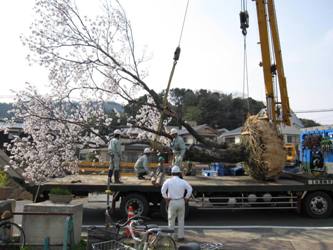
[8,0,246,182]
[21,0,216,143]
[6,84,112,182]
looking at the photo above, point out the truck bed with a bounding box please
[38,174,317,194]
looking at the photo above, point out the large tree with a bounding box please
[21,0,233,143]
[8,0,279,182]
[9,0,233,182]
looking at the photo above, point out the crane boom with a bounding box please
[255,0,291,126]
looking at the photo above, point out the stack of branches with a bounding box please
[241,115,286,181]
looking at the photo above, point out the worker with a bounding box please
[134,148,151,180]
[108,129,122,183]
[161,165,192,242]
[170,128,186,168]
[157,152,166,174]
[151,152,166,186]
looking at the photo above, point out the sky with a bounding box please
[0,0,332,124]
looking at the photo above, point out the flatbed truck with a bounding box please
[27,173,333,219]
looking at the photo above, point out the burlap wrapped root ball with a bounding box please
[241,115,286,181]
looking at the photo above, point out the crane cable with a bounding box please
[153,0,190,150]
[240,0,250,113]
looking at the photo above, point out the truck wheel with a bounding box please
[160,199,190,220]
[120,193,149,217]
[303,191,333,218]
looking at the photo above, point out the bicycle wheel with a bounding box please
[0,221,26,248]
[150,235,177,250]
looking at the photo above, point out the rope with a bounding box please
[242,36,250,113]
[178,0,190,46]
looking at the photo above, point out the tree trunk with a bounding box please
[185,144,247,163]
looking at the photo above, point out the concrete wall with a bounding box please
[22,201,83,248]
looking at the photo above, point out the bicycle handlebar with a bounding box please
[115,215,151,228]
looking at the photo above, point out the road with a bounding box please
[15,199,333,249]
[83,200,333,227]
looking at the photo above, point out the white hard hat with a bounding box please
[143,148,151,154]
[171,165,181,173]
[170,128,178,135]
[114,129,121,135]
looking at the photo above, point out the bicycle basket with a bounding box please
[92,240,135,250]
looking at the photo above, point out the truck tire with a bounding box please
[303,191,333,218]
[120,193,149,217]
[160,199,190,220]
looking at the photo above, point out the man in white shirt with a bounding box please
[161,165,193,241]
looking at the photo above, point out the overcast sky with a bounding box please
[0,0,332,124]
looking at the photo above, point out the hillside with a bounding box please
[0,101,124,119]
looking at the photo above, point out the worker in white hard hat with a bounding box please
[170,128,186,168]
[107,129,122,183]
[161,165,192,242]
[134,147,151,180]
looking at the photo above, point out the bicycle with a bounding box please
[0,210,26,248]
[92,215,200,250]
[125,215,177,250]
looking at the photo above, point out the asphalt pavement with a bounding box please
[15,199,333,249]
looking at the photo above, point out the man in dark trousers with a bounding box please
[161,165,192,241]
[107,129,122,183]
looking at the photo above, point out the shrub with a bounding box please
[49,187,71,195]
[0,170,9,187]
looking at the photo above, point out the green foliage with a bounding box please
[73,239,87,250]
[49,187,71,195]
[0,170,9,187]
[169,88,265,129]
[20,246,32,250]
[184,106,201,122]
[300,118,321,128]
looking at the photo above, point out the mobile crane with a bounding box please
[255,0,291,126]
[256,0,301,167]
[241,0,298,173]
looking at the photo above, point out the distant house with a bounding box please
[178,124,218,145]
[218,127,242,144]
[217,128,229,136]
[0,121,24,137]
[218,112,304,146]
[279,112,304,146]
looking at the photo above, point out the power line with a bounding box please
[294,109,333,114]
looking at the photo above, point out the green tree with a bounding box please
[300,118,321,128]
